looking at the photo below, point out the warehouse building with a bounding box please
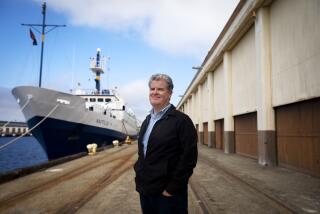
[177,0,320,177]
[0,121,30,137]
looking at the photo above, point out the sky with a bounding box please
[0,0,238,122]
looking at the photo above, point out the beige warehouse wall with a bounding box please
[231,27,257,115]
[271,0,320,106]
[202,79,210,122]
[188,95,193,122]
[213,63,225,119]
[191,94,196,123]
[195,89,200,124]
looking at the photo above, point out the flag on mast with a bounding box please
[29,28,38,46]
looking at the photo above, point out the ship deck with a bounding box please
[0,142,319,213]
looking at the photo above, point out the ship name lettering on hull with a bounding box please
[96,119,109,127]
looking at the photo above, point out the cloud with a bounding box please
[42,0,238,58]
[117,79,150,122]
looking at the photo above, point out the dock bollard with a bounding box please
[112,140,119,147]
[125,136,132,145]
[86,143,97,155]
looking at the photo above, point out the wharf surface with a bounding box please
[0,142,319,214]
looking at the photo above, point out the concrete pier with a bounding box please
[0,142,319,213]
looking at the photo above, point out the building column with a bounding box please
[198,84,204,144]
[188,99,191,116]
[223,51,235,153]
[207,71,215,148]
[255,7,276,166]
[191,92,199,142]
[185,100,188,115]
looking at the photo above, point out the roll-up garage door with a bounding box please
[196,124,199,144]
[215,119,224,150]
[234,112,258,159]
[276,98,320,177]
[203,122,208,145]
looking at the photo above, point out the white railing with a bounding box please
[89,57,106,71]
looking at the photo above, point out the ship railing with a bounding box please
[73,88,115,96]
[89,57,106,71]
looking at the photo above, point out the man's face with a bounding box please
[149,79,172,110]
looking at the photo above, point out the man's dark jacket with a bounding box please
[134,105,198,196]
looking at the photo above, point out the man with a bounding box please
[134,73,198,214]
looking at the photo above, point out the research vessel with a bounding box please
[12,49,139,159]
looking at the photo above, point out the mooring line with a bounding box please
[0,103,59,151]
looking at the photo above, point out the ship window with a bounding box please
[122,106,125,110]
[85,98,88,101]
[113,115,116,119]
[89,106,94,111]
[104,110,107,115]
[105,98,111,102]
[98,98,104,102]
[90,98,96,102]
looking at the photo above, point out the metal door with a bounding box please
[203,122,208,145]
[276,98,320,177]
[234,113,258,159]
[215,119,224,150]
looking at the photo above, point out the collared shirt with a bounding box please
[142,103,171,156]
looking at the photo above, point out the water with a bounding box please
[0,136,48,174]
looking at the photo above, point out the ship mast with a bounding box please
[90,48,106,94]
[22,2,66,88]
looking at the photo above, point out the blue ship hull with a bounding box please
[28,116,136,159]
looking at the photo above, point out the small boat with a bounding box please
[12,48,139,159]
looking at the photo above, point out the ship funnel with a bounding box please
[89,48,106,94]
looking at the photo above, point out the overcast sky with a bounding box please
[0,0,238,122]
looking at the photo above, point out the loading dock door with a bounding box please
[276,98,320,177]
[234,112,258,159]
[196,124,199,144]
[203,122,208,145]
[215,120,224,150]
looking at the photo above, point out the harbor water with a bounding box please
[0,136,48,174]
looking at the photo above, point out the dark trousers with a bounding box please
[139,191,188,214]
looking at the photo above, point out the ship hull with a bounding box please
[28,116,129,159]
[12,86,138,160]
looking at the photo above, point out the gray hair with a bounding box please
[148,73,174,92]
